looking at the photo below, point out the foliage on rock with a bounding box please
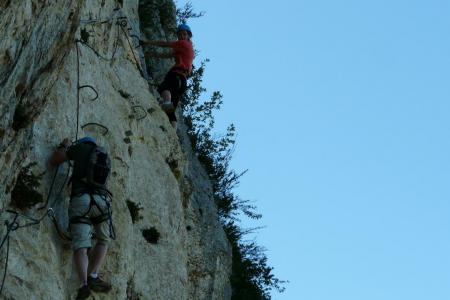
[176,1,205,24]
[126,200,143,224]
[10,162,44,209]
[180,43,285,300]
[12,102,31,131]
[142,227,160,244]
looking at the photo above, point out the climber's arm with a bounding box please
[141,38,175,59]
[49,138,70,166]
[144,50,174,59]
[142,40,173,48]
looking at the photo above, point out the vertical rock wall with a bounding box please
[0,0,231,299]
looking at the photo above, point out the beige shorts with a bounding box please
[69,193,112,250]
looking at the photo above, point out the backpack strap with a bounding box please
[68,143,96,188]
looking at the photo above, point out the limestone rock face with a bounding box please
[0,0,231,299]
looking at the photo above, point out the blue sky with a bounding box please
[177,1,450,299]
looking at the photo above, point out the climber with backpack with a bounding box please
[143,24,195,129]
[50,136,114,300]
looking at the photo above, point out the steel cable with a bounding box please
[0,8,151,295]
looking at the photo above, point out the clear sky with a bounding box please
[178,1,450,299]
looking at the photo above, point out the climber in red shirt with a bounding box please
[143,24,194,129]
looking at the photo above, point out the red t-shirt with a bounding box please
[171,40,194,74]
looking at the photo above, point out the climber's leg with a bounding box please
[88,242,108,275]
[74,248,89,285]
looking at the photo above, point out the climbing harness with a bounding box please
[69,192,116,240]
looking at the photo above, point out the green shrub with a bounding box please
[181,60,285,299]
[176,1,205,24]
[10,163,44,209]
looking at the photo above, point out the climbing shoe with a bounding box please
[75,285,91,300]
[87,275,112,293]
[161,101,175,113]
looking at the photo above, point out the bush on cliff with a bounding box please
[180,59,285,299]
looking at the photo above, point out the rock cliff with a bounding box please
[0,0,231,299]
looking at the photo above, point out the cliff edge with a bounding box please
[0,0,231,299]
